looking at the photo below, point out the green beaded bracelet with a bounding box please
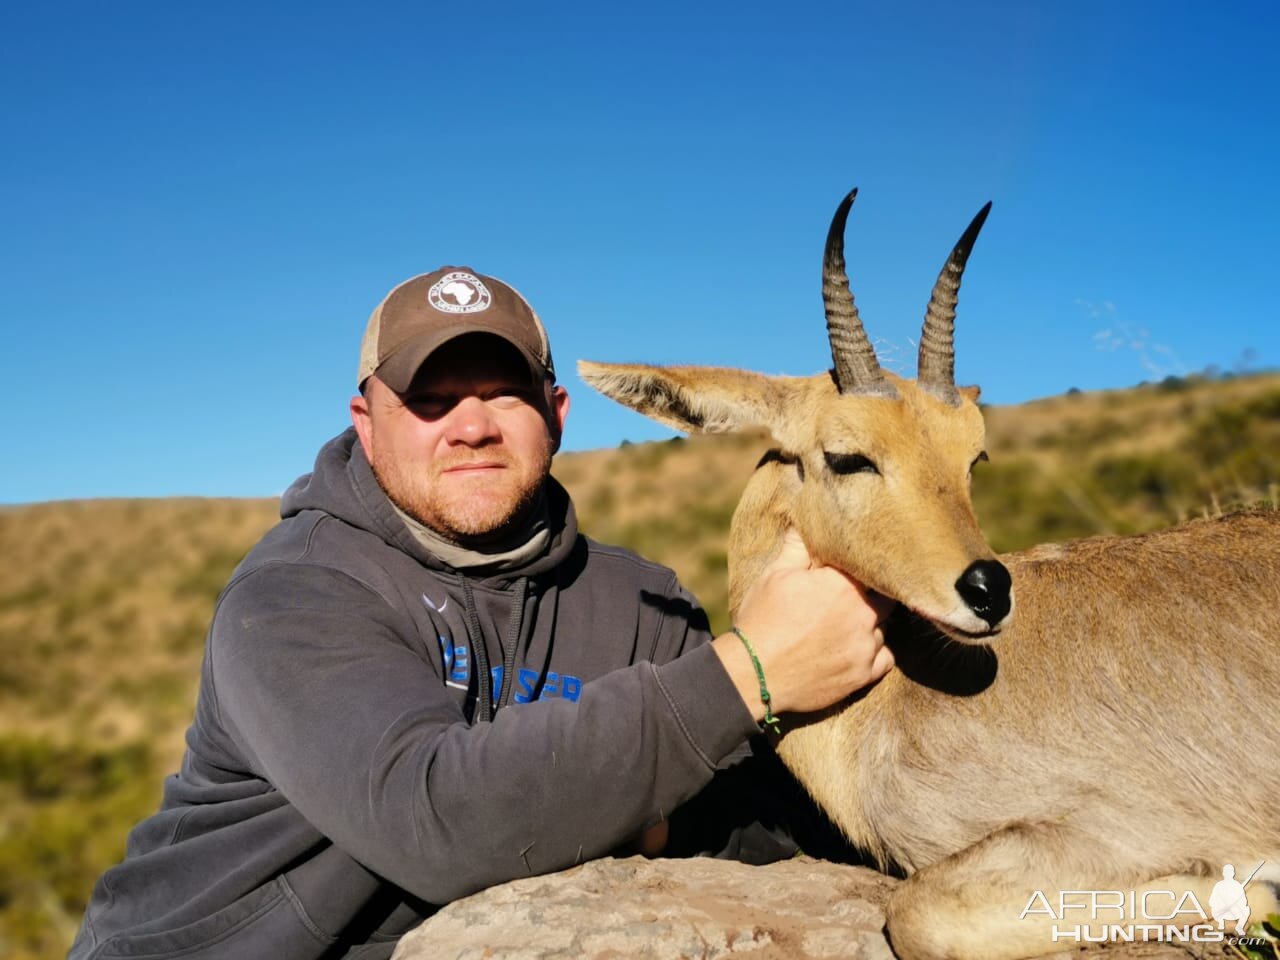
[731,626,781,734]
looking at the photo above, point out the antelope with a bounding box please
[579,189,1280,960]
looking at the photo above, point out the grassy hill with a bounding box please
[3,371,1278,959]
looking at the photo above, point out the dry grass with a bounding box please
[0,498,278,960]
[0,498,278,763]
[2,371,1278,959]
[975,373,1280,547]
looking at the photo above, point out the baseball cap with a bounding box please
[357,266,556,393]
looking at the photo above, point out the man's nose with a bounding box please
[443,396,501,445]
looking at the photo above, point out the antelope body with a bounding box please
[581,190,1280,960]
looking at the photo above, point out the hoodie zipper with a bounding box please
[459,576,530,721]
[459,579,492,721]
[496,578,529,711]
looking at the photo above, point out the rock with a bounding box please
[393,855,896,959]
[392,856,1211,960]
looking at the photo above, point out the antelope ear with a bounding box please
[958,384,981,403]
[578,360,794,436]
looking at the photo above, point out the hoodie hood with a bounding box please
[281,428,579,579]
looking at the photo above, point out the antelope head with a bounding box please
[579,189,1013,643]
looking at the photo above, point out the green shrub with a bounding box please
[0,735,151,801]
[1090,452,1194,505]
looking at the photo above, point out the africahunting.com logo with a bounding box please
[1020,861,1272,948]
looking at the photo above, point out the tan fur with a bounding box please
[580,356,1280,960]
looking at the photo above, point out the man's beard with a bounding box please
[369,448,551,546]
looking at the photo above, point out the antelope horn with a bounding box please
[918,202,992,403]
[824,188,894,397]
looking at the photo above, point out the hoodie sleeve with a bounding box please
[209,560,758,905]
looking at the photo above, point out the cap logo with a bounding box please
[428,272,492,314]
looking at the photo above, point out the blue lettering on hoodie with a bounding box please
[514,669,537,703]
[560,675,582,701]
[438,635,470,685]
[489,665,583,704]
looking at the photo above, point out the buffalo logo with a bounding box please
[428,271,493,314]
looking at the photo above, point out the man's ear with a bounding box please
[546,384,570,454]
[350,386,375,460]
[578,361,797,438]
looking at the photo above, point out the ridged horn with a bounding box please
[824,188,894,397]
[918,202,992,404]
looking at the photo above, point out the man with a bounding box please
[69,267,894,959]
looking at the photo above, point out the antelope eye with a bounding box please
[823,451,879,475]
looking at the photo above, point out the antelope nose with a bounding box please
[955,560,1012,628]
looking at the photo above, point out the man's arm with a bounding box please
[211,533,893,905]
[210,561,758,906]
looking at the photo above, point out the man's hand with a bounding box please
[714,529,896,720]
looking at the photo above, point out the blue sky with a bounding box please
[2,1,1277,502]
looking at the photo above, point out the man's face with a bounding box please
[350,335,570,544]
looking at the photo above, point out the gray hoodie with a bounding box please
[67,429,764,959]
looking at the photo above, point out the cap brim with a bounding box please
[373,327,548,393]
